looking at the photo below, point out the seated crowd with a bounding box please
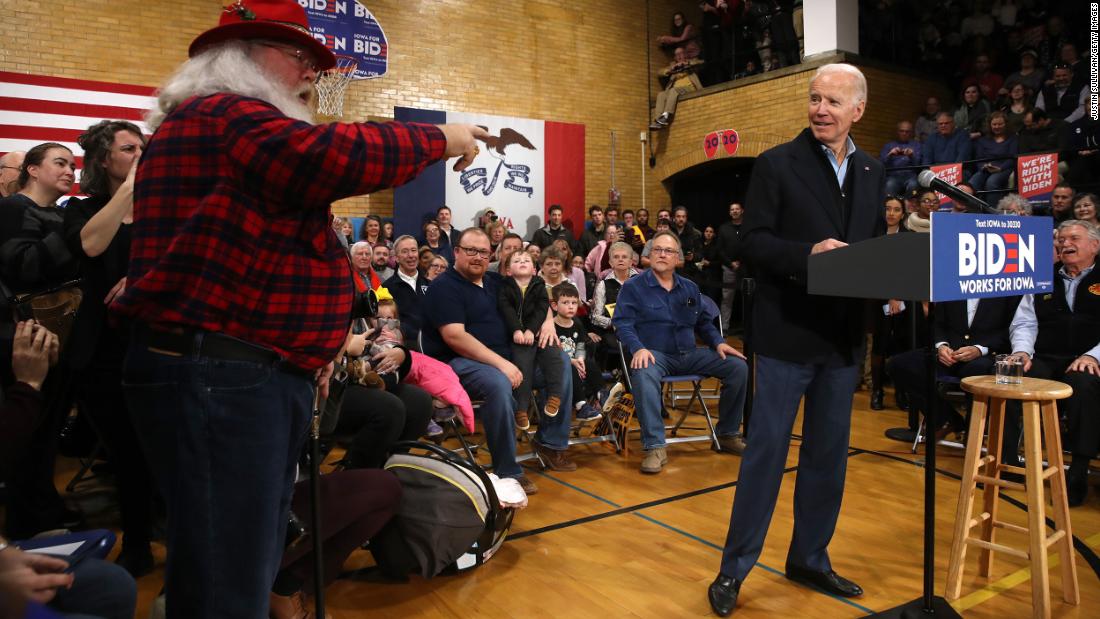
[0,128,754,616]
[2,116,1100,618]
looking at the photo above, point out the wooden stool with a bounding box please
[946,376,1079,618]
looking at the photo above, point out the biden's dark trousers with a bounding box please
[720,354,858,581]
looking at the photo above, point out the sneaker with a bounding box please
[516,475,539,495]
[649,120,664,131]
[532,441,577,472]
[543,396,561,418]
[432,402,457,422]
[716,434,746,455]
[602,382,625,413]
[514,409,531,431]
[656,112,672,126]
[640,447,668,474]
[424,419,443,438]
[576,403,602,422]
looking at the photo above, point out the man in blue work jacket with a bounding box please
[612,230,748,474]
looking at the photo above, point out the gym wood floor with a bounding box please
[61,356,1100,617]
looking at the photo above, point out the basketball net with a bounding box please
[315,55,358,118]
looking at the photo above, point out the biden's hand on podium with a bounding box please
[811,238,848,254]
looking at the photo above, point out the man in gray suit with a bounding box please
[709,63,884,616]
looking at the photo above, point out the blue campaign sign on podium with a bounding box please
[930,212,1054,302]
[807,212,1054,304]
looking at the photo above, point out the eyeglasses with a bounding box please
[456,245,492,258]
[651,246,680,256]
[0,165,19,171]
[428,263,447,271]
[257,42,318,73]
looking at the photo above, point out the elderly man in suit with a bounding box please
[708,64,885,616]
[887,296,1021,439]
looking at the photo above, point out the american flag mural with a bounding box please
[0,71,156,198]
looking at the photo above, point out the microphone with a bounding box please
[917,169,994,214]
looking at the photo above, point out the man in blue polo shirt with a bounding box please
[613,231,748,474]
[422,227,574,495]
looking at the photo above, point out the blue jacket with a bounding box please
[612,269,722,356]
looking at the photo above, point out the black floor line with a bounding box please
[851,446,1100,583]
[509,448,862,541]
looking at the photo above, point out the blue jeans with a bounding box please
[450,350,573,476]
[50,557,136,619]
[123,336,313,619]
[968,168,1012,206]
[630,348,748,450]
[531,349,575,448]
[720,355,858,581]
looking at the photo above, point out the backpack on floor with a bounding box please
[381,441,515,578]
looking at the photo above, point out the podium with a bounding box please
[807,212,1053,618]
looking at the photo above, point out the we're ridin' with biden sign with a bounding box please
[931,212,1054,302]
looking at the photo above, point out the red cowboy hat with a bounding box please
[189,0,336,71]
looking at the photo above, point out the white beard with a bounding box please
[147,41,314,131]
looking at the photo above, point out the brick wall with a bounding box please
[1,3,946,226]
[652,53,953,183]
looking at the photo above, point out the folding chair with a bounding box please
[663,295,724,411]
[618,334,720,452]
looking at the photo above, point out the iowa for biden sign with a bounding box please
[931,213,1054,302]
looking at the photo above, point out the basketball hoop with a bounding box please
[315,55,358,118]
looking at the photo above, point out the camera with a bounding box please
[350,288,378,320]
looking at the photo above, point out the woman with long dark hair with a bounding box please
[0,142,80,294]
[63,120,157,576]
[869,196,910,410]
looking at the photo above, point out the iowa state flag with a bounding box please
[393,107,585,242]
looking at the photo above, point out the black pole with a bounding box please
[869,301,960,619]
[922,301,937,610]
[740,276,755,438]
[309,390,325,619]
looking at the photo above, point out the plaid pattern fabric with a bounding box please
[112,93,446,371]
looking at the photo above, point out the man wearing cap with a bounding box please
[111,1,485,616]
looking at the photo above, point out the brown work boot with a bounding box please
[716,434,746,455]
[543,395,561,418]
[514,408,531,431]
[640,447,668,474]
[533,441,577,472]
[516,475,539,495]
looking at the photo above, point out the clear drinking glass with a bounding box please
[995,354,1024,385]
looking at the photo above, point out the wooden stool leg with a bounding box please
[980,397,1005,577]
[1022,401,1051,619]
[1040,399,1080,605]
[946,395,990,600]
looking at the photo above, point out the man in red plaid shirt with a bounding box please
[111,1,485,616]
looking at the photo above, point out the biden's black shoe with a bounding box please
[785,564,863,597]
[708,575,741,616]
